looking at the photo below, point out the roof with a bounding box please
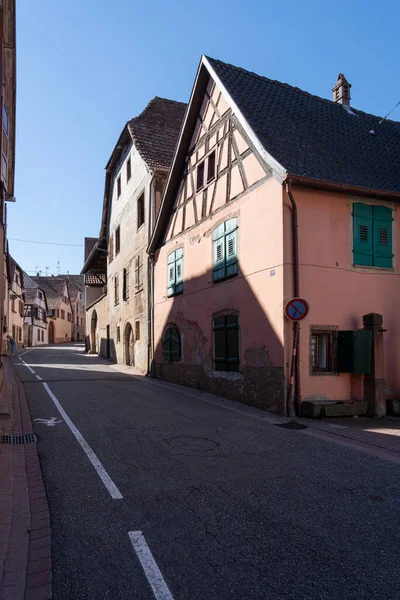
[31,276,68,310]
[149,55,400,251]
[206,56,400,193]
[84,238,98,262]
[60,274,84,293]
[7,254,23,288]
[127,97,187,170]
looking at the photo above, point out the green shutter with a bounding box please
[213,224,225,281]
[373,206,393,268]
[175,248,183,293]
[353,203,373,266]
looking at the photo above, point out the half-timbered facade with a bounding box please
[150,55,400,417]
[23,273,48,347]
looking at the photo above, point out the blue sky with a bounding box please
[9,0,400,276]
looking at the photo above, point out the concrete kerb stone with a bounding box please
[0,358,52,600]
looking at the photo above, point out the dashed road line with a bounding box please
[41,382,123,500]
[129,531,174,600]
[20,359,36,375]
[35,375,42,381]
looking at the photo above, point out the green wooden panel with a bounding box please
[373,207,393,268]
[338,330,372,373]
[353,215,373,266]
[337,331,354,373]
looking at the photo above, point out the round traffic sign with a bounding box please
[284,297,310,322]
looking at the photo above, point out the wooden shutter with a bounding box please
[167,251,176,296]
[213,224,225,280]
[225,218,238,277]
[353,203,373,266]
[373,206,393,268]
[175,248,183,294]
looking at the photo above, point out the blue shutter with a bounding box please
[213,223,225,281]
[167,251,176,296]
[353,203,373,266]
[373,206,393,268]
[175,248,183,293]
[225,218,238,277]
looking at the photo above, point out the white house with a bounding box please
[23,273,48,346]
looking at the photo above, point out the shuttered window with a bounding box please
[213,218,238,281]
[213,314,240,372]
[353,203,393,268]
[162,325,181,361]
[167,248,183,296]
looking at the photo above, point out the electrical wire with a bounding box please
[8,238,83,247]
[378,99,400,124]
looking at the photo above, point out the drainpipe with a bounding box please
[285,181,301,416]
[147,173,155,375]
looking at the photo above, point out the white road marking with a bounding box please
[129,531,174,600]
[20,360,36,375]
[34,417,62,427]
[19,350,31,358]
[36,375,42,381]
[41,382,123,500]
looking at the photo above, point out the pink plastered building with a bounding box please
[149,57,400,415]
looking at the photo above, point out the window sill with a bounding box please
[310,371,339,377]
[213,271,238,284]
[353,264,394,273]
[167,290,183,299]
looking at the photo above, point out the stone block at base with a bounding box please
[301,400,367,418]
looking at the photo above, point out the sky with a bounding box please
[8,0,400,276]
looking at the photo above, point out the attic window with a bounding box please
[207,151,216,182]
[117,175,121,198]
[197,161,205,191]
[137,193,145,229]
[335,89,339,100]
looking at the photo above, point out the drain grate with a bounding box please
[1,434,37,444]
[276,421,308,431]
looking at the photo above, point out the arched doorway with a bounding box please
[125,322,135,366]
[48,321,55,344]
[91,310,98,354]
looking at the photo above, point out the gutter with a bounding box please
[147,173,155,375]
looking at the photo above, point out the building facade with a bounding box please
[32,276,72,343]
[7,255,24,348]
[23,273,48,346]
[149,56,400,416]
[62,275,85,341]
[82,98,186,371]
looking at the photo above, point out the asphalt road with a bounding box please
[13,344,400,600]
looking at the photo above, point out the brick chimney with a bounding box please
[332,73,351,106]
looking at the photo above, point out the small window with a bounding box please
[108,235,114,263]
[311,330,337,374]
[61,310,65,320]
[213,218,238,281]
[207,151,216,182]
[123,267,129,301]
[18,328,22,342]
[67,313,72,322]
[167,248,183,296]
[196,161,205,191]
[11,297,15,312]
[117,175,121,198]
[135,320,140,341]
[135,254,143,290]
[117,326,120,343]
[162,325,181,361]
[137,193,145,229]
[56,309,60,318]
[114,275,119,306]
[115,226,120,255]
[42,330,44,341]
[37,329,40,341]
[213,314,240,372]
[126,157,131,182]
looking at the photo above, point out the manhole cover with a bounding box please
[1,434,37,444]
[170,436,219,452]
[276,421,308,431]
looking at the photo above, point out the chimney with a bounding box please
[332,73,351,106]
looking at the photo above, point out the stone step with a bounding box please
[302,400,367,418]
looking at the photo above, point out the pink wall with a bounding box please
[283,186,400,401]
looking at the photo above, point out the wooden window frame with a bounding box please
[135,254,143,291]
[108,234,114,263]
[167,248,183,297]
[196,161,205,191]
[115,226,120,255]
[162,324,181,362]
[309,326,339,376]
[114,275,119,306]
[207,150,216,183]
[123,267,129,301]
[212,312,240,372]
[213,218,239,282]
[135,320,140,341]
[61,309,65,320]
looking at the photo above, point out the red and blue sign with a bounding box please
[284,297,310,322]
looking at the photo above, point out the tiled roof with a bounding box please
[85,237,98,262]
[128,97,187,170]
[207,57,400,193]
[60,274,84,293]
[32,277,67,310]
[23,272,38,304]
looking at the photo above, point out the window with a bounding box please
[19,301,24,317]
[67,313,72,322]
[12,325,15,340]
[117,326,120,343]
[213,218,238,281]
[37,329,40,341]
[42,330,44,342]
[123,267,129,300]
[162,325,181,361]
[137,193,145,229]
[310,329,337,374]
[353,203,393,268]
[196,161,205,191]
[135,254,143,290]
[126,157,131,182]
[108,235,114,262]
[213,314,240,371]
[117,175,121,198]
[18,328,22,342]
[135,320,140,341]
[61,310,65,320]
[114,275,119,305]
[11,297,15,312]
[56,309,60,319]
[167,249,183,296]
[38,291,43,301]
[207,151,216,182]
[2,103,9,187]
[115,226,120,255]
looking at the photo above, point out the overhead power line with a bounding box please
[9,237,83,247]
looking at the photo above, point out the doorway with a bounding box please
[48,321,55,344]
[125,322,135,366]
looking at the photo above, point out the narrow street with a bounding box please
[12,344,400,600]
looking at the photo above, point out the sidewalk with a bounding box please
[0,358,52,600]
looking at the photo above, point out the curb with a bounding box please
[0,358,52,600]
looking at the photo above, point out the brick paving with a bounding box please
[0,358,52,600]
